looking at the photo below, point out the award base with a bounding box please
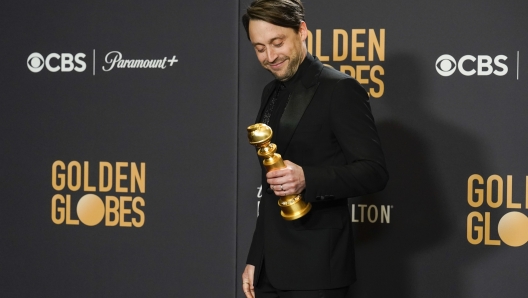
[278,194,312,221]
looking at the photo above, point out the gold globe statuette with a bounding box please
[247,123,312,220]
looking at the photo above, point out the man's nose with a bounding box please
[266,48,278,63]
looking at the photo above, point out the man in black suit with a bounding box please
[241,1,389,297]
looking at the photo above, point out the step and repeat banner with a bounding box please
[237,0,528,297]
[1,1,238,297]
[1,0,527,297]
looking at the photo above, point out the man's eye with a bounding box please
[274,43,283,47]
[256,47,265,53]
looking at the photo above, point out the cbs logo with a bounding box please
[436,54,508,77]
[27,52,87,73]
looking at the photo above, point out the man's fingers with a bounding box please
[242,265,255,298]
[266,169,286,179]
[242,277,252,297]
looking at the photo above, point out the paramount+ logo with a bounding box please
[51,160,146,227]
[27,52,87,73]
[27,50,179,75]
[467,174,528,247]
[436,54,508,77]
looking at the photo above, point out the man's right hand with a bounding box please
[242,264,255,298]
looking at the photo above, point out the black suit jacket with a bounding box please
[247,54,388,290]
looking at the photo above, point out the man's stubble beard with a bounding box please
[267,50,303,81]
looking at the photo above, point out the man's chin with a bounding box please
[268,69,292,81]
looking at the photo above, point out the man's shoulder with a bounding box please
[318,65,369,98]
[319,65,352,82]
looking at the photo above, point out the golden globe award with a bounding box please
[247,123,311,220]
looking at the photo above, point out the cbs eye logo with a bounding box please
[27,53,45,73]
[27,52,87,73]
[435,54,457,77]
[436,54,508,77]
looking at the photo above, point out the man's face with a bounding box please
[248,19,307,81]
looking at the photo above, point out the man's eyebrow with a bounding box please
[252,35,286,46]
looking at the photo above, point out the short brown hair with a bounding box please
[242,0,305,40]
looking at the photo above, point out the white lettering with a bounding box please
[477,55,493,76]
[458,55,476,76]
[367,205,378,223]
[493,55,508,76]
[61,53,74,72]
[74,53,86,72]
[103,51,171,71]
[257,185,262,199]
[103,51,122,71]
[381,205,391,223]
[351,204,392,224]
[45,53,60,72]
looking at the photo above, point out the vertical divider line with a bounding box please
[235,1,240,297]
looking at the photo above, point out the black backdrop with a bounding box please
[2,1,528,297]
[1,1,237,297]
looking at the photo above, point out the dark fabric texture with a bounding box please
[256,262,350,298]
[247,53,388,290]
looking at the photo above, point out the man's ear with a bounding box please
[298,21,308,42]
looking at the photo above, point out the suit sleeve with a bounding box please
[246,83,274,266]
[246,202,264,265]
[302,77,388,201]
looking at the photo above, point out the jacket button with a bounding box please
[266,187,273,194]
[316,196,324,201]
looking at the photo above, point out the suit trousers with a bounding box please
[255,263,350,298]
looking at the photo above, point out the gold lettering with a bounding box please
[99,162,113,192]
[52,160,66,191]
[115,162,128,193]
[51,194,65,224]
[370,65,384,98]
[487,175,503,208]
[132,197,145,227]
[67,161,81,191]
[105,196,119,226]
[65,194,79,225]
[333,29,348,61]
[506,175,520,208]
[368,29,385,61]
[484,212,500,245]
[83,161,96,192]
[131,162,146,193]
[120,196,132,227]
[467,211,483,245]
[355,65,370,85]
[351,29,366,61]
[468,174,484,207]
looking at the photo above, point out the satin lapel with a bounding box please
[276,81,320,154]
[255,82,277,123]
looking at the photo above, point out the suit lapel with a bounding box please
[276,56,324,153]
[255,81,278,123]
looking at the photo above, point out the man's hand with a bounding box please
[267,160,306,197]
[242,264,255,298]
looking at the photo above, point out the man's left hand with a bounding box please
[266,160,306,196]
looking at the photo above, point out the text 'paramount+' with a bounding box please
[103,51,178,71]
